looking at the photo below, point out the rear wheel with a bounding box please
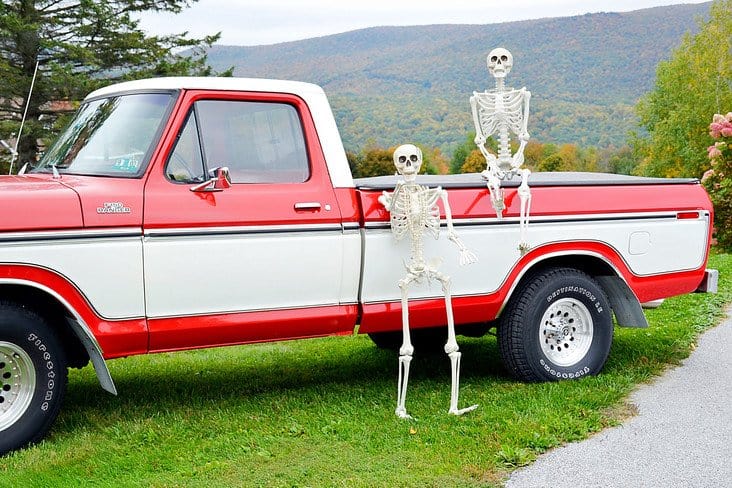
[0,303,67,456]
[498,268,613,382]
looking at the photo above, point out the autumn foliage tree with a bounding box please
[459,149,486,173]
[633,0,732,178]
[350,146,395,178]
[0,0,228,171]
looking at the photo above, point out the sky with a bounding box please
[137,0,710,46]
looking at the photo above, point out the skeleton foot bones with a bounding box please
[381,144,478,420]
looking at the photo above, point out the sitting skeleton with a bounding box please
[378,144,478,419]
[470,47,532,253]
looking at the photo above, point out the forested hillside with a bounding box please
[205,3,711,154]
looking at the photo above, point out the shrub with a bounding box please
[702,112,732,249]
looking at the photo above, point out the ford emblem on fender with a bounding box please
[96,202,131,214]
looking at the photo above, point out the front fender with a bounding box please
[0,276,117,395]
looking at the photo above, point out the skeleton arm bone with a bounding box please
[440,189,477,265]
[511,90,531,170]
[469,94,485,146]
[380,182,404,212]
[512,136,527,168]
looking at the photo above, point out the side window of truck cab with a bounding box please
[166,111,206,183]
[165,100,310,184]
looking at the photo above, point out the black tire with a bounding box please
[368,327,447,353]
[498,268,613,382]
[0,302,67,456]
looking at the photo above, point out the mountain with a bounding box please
[205,2,712,154]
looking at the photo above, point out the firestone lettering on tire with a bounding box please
[540,359,591,379]
[27,333,57,413]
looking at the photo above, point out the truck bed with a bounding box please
[355,171,698,190]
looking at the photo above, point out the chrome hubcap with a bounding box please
[539,298,594,367]
[0,342,36,432]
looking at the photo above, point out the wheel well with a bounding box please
[0,285,90,369]
[524,255,616,281]
[503,254,619,313]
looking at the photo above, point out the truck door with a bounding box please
[143,90,351,351]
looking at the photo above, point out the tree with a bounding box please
[537,153,565,172]
[450,133,474,174]
[523,139,544,170]
[633,0,732,178]
[557,144,580,171]
[459,149,486,173]
[0,1,228,171]
[450,132,498,174]
[352,146,395,178]
[346,150,360,177]
[424,146,449,175]
[607,145,637,175]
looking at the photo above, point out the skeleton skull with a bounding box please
[393,144,422,181]
[487,47,513,78]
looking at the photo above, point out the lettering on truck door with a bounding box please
[142,91,348,351]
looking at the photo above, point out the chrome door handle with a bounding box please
[294,202,321,211]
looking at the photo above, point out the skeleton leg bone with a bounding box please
[517,168,532,254]
[395,273,418,420]
[435,271,478,416]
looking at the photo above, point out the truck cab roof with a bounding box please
[85,77,326,101]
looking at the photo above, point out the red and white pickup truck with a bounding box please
[0,77,716,454]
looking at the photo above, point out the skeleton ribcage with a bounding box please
[474,90,526,137]
[390,184,441,241]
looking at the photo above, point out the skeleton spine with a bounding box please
[495,77,511,166]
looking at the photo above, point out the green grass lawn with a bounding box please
[2,253,731,487]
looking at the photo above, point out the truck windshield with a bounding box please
[34,92,173,177]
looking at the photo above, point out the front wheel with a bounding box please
[0,303,67,456]
[498,268,613,382]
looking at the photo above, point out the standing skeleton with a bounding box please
[379,144,478,419]
[470,47,533,253]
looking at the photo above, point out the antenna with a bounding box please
[0,139,17,156]
[9,60,40,175]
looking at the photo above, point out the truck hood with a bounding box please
[0,175,84,232]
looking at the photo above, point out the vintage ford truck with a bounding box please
[0,77,716,454]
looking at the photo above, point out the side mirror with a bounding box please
[190,166,232,193]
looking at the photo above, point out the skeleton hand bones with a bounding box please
[448,231,477,266]
[511,131,530,169]
[378,191,392,211]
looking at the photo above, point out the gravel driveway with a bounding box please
[506,309,732,488]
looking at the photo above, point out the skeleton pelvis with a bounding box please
[404,257,443,279]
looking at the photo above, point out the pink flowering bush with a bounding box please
[702,112,732,249]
